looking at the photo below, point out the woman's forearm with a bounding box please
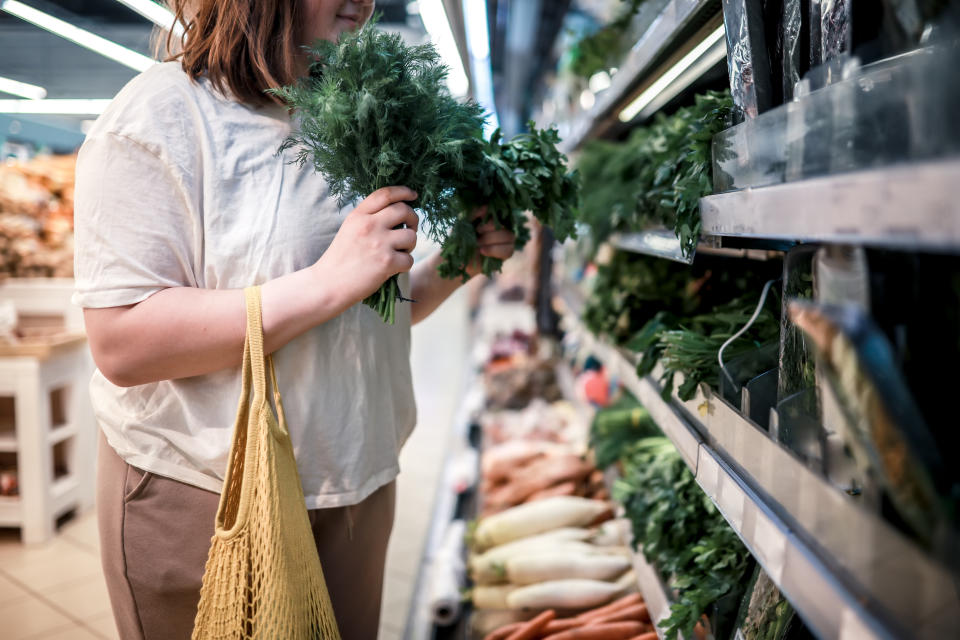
[84,263,350,387]
[409,251,475,325]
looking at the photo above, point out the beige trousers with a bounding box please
[96,432,396,640]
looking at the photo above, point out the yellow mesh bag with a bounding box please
[192,286,341,639]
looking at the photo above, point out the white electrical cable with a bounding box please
[718,279,778,389]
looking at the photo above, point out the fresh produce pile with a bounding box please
[588,395,657,470]
[484,331,564,410]
[0,155,75,278]
[480,441,610,518]
[583,251,781,400]
[274,24,578,323]
[582,251,704,345]
[576,91,733,256]
[468,496,655,639]
[633,295,780,401]
[481,593,657,640]
[612,438,751,640]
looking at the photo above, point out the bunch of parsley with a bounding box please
[274,24,578,323]
[614,437,750,639]
[575,90,733,256]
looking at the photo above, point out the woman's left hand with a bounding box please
[467,206,516,278]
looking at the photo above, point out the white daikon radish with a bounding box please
[470,541,601,585]
[615,569,639,594]
[505,553,631,585]
[473,497,611,550]
[472,528,594,565]
[505,578,627,610]
[471,585,518,609]
[591,518,632,547]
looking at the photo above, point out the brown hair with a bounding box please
[165,1,304,106]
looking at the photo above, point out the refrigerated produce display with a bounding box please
[408,3,960,640]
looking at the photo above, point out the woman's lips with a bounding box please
[337,15,359,27]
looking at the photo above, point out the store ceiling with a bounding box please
[0,0,573,149]
[0,0,412,139]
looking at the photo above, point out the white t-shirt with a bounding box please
[72,62,417,508]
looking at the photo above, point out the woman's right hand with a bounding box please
[314,186,420,306]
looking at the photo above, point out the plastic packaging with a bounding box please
[722,0,775,118]
[712,43,960,190]
[782,0,803,100]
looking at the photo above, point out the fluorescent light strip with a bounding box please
[0,75,47,100]
[113,0,183,37]
[418,0,470,97]
[619,25,726,123]
[462,0,498,134]
[0,0,155,72]
[0,99,111,115]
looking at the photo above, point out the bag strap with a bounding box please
[245,287,288,434]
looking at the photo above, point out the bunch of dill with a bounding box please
[273,24,578,323]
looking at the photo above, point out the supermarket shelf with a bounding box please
[610,230,693,264]
[699,159,960,253]
[631,547,676,640]
[559,0,721,152]
[556,286,960,640]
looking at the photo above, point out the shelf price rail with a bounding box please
[555,283,960,640]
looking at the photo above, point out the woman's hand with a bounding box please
[466,206,516,278]
[314,186,420,306]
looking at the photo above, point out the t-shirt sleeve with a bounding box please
[72,131,201,308]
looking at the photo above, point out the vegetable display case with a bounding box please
[556,286,960,640]
[539,0,960,637]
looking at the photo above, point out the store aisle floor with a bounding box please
[379,286,470,639]
[0,288,469,640]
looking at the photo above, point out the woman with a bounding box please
[72,1,514,638]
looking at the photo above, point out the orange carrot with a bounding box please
[505,610,557,640]
[587,604,649,625]
[574,593,643,622]
[540,618,584,634]
[484,615,583,640]
[543,621,647,639]
[484,624,522,640]
[624,633,658,640]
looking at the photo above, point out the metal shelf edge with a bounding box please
[700,159,960,252]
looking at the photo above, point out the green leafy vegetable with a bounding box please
[614,437,750,639]
[576,91,733,256]
[274,23,578,322]
[655,294,780,401]
[589,394,658,469]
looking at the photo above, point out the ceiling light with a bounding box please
[418,0,469,97]
[0,0,155,72]
[112,0,183,37]
[0,76,47,100]
[619,26,726,123]
[0,99,111,115]
[462,0,498,134]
